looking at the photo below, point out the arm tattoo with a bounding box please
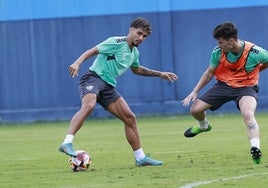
[135,66,161,77]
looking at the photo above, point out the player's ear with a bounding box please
[129,27,136,33]
[229,38,236,43]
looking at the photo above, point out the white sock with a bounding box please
[199,117,209,130]
[63,134,74,144]
[250,138,260,149]
[134,148,146,161]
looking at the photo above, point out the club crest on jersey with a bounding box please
[86,85,93,91]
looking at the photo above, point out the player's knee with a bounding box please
[241,110,255,122]
[190,106,201,116]
[124,112,136,125]
[80,103,95,115]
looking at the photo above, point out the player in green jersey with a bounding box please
[59,18,178,167]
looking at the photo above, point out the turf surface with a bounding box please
[1,113,268,188]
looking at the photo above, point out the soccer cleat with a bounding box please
[250,147,262,164]
[59,143,77,157]
[135,156,163,167]
[184,124,212,137]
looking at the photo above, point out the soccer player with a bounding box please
[182,22,268,164]
[59,18,178,166]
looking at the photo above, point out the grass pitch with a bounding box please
[1,113,268,188]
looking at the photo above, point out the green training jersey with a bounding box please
[89,36,140,87]
[210,40,268,72]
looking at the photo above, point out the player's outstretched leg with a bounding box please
[184,124,212,137]
[250,146,262,164]
[59,143,77,157]
[135,156,163,167]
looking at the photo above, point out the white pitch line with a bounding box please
[179,172,268,188]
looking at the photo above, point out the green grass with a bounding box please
[1,113,268,188]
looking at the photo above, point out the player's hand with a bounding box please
[69,63,79,78]
[161,72,178,82]
[182,91,198,106]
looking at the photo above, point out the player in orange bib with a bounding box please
[182,22,268,164]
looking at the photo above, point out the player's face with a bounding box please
[217,37,235,53]
[129,27,149,47]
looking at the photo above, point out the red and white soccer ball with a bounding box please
[69,150,91,172]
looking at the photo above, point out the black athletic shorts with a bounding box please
[199,81,259,111]
[78,71,121,109]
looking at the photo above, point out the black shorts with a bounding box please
[79,71,121,109]
[199,81,259,111]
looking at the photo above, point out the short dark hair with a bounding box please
[131,18,152,35]
[213,22,238,40]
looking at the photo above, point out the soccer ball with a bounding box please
[69,150,91,172]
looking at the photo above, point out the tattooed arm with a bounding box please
[131,66,178,82]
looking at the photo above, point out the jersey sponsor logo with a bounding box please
[116,37,126,43]
[250,47,259,54]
